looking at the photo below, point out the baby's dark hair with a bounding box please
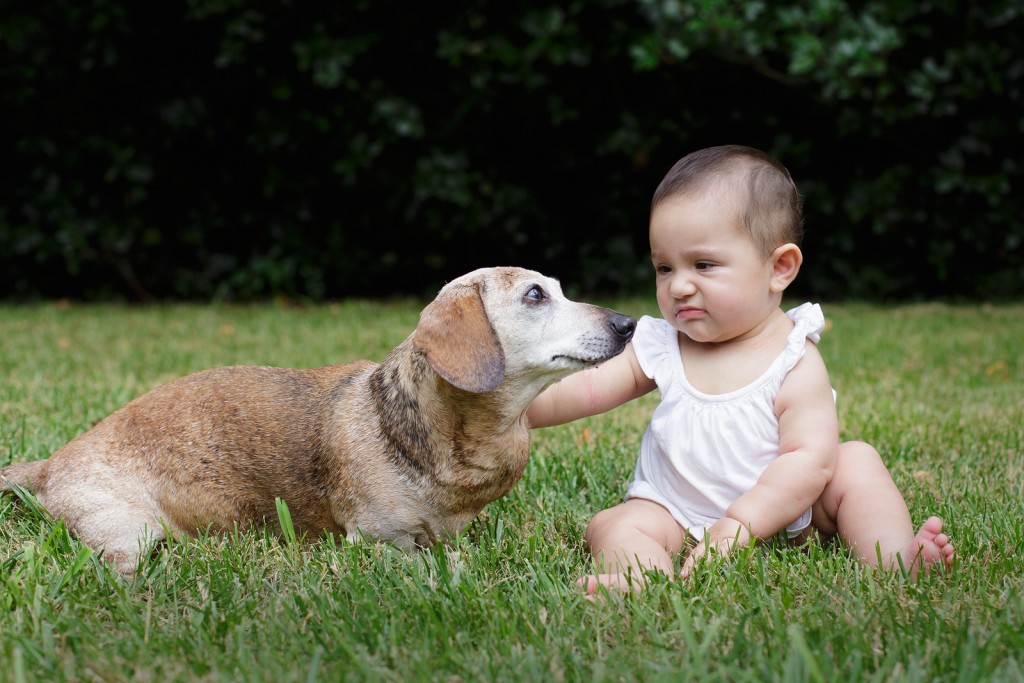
[652,145,804,257]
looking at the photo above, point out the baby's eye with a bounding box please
[695,261,716,271]
[654,264,672,274]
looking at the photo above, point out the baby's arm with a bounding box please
[527,343,656,428]
[725,343,839,539]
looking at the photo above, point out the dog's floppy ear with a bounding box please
[413,282,505,393]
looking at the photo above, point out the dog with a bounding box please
[2,267,635,575]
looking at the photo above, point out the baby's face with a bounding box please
[649,193,779,344]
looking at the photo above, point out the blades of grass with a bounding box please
[3,480,53,523]
[668,593,725,661]
[305,644,324,683]
[275,497,297,545]
[48,541,94,598]
[784,623,828,683]
[144,595,153,644]
[12,643,26,683]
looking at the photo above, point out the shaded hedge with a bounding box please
[2,0,1021,301]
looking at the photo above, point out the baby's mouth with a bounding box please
[676,307,706,319]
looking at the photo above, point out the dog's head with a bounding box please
[413,267,635,394]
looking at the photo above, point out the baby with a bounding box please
[528,145,955,594]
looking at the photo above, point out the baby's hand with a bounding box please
[680,517,752,579]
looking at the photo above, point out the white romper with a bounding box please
[625,303,827,539]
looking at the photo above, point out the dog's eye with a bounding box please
[524,285,545,303]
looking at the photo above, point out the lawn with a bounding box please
[1,299,1022,682]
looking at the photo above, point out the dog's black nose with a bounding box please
[609,314,636,341]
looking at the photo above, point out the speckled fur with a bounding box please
[1,267,635,575]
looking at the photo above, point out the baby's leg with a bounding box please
[578,498,686,594]
[812,441,954,577]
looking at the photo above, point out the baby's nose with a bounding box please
[670,273,697,297]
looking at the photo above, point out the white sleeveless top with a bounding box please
[625,303,827,539]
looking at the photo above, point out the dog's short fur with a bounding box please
[2,267,635,574]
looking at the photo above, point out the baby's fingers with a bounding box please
[714,536,739,555]
[680,532,746,579]
[680,541,707,579]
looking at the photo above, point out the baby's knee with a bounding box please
[839,440,888,479]
[840,440,880,458]
[584,499,684,551]
[584,506,621,546]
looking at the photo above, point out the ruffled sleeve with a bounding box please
[771,303,828,378]
[632,315,676,384]
[785,302,826,345]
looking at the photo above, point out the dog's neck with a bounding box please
[370,343,532,480]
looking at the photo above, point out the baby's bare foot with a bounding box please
[902,516,955,578]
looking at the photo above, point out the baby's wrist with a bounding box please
[732,516,753,533]
[719,517,753,545]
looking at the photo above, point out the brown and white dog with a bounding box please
[2,267,635,575]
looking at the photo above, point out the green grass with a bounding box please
[1,299,1022,682]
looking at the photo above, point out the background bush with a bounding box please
[2,0,1021,301]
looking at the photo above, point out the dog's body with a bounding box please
[2,267,635,574]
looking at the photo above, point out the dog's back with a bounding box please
[41,364,379,519]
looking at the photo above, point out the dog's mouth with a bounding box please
[551,354,606,368]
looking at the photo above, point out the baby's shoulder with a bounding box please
[779,339,833,398]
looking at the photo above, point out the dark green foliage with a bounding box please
[2,1,1021,301]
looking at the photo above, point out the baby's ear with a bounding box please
[769,243,803,292]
